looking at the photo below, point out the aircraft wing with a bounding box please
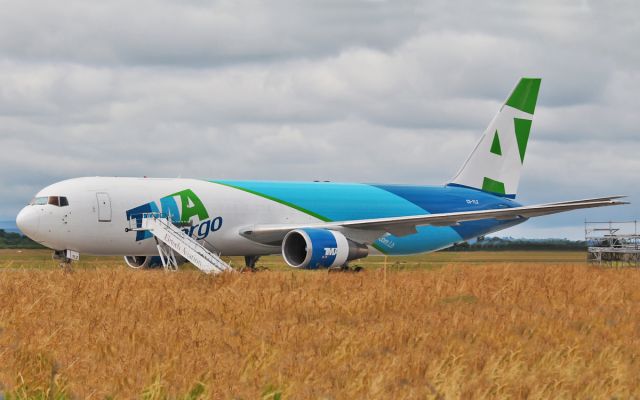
[240,196,628,245]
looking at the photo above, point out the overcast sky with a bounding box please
[0,0,638,239]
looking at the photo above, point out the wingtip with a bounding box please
[611,201,630,205]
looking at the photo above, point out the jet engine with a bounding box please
[282,228,368,269]
[123,256,163,269]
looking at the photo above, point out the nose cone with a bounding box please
[16,207,40,239]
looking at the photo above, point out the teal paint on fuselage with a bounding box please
[211,180,526,255]
[215,180,428,220]
[375,225,464,255]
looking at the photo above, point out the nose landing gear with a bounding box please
[53,249,79,272]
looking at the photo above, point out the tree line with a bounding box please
[0,229,45,249]
[446,236,586,251]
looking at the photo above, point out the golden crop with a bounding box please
[0,250,639,399]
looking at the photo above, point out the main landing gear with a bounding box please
[328,264,364,273]
[242,255,263,272]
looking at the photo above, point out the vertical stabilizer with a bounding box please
[449,78,541,198]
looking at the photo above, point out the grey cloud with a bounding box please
[0,0,429,66]
[0,0,638,240]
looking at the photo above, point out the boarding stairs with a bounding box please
[135,213,233,274]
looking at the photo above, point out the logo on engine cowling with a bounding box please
[324,248,338,256]
[126,189,223,242]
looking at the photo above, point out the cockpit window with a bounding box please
[30,196,69,207]
[30,197,48,205]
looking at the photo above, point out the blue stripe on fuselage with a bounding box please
[373,184,525,240]
[446,183,517,199]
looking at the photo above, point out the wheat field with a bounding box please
[1,250,639,399]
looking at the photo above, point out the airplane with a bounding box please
[15,78,627,271]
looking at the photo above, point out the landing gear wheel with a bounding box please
[58,259,73,273]
[241,256,266,272]
[328,264,363,273]
[53,251,74,273]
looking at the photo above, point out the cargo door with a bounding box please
[96,192,112,222]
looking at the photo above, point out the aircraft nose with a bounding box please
[16,207,40,239]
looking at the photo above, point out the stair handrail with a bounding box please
[141,213,231,272]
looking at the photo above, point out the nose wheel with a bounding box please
[52,250,79,272]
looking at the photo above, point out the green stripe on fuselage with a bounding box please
[213,180,395,254]
[213,181,331,222]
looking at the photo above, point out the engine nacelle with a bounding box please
[123,256,163,269]
[282,228,369,269]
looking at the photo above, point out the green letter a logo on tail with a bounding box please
[449,77,541,198]
[506,78,541,115]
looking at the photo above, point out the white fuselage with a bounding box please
[16,177,321,256]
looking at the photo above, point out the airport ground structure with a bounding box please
[586,221,640,267]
